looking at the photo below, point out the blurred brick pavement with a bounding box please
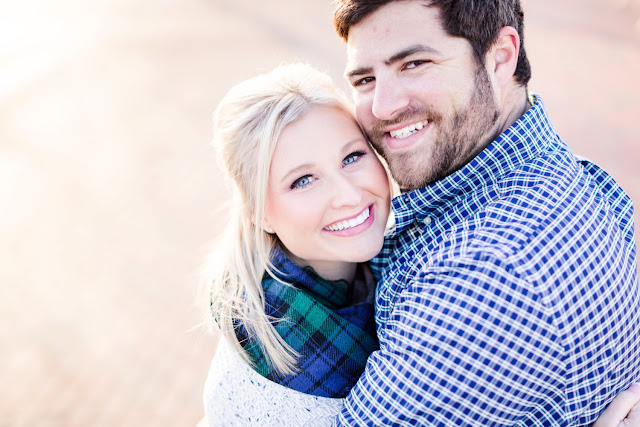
[0,0,638,426]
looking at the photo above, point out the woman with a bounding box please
[203,63,388,425]
[201,63,640,426]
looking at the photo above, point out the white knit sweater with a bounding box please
[202,337,345,426]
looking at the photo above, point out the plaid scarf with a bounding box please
[235,248,378,398]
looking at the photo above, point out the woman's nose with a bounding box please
[329,174,363,209]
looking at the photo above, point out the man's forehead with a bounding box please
[344,40,366,73]
[344,3,443,61]
[344,23,402,72]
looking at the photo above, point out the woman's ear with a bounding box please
[262,218,275,234]
[489,26,520,89]
[252,213,275,234]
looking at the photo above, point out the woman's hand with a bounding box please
[593,384,640,427]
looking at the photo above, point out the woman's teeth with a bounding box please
[389,120,429,139]
[325,207,370,231]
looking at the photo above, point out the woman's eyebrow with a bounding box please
[278,137,365,185]
[280,163,313,185]
[340,137,367,155]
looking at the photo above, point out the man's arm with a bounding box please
[336,253,632,425]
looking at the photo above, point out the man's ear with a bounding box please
[489,26,520,89]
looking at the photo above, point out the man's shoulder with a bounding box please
[483,147,626,230]
[388,152,633,277]
[380,135,636,280]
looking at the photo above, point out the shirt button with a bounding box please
[423,217,432,225]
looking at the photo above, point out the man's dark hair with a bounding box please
[333,0,531,86]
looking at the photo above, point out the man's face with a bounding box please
[345,1,501,190]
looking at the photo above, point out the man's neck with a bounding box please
[475,87,530,162]
[498,87,530,135]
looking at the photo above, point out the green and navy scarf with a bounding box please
[235,248,378,398]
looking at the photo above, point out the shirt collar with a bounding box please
[391,94,560,234]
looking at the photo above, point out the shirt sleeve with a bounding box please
[334,252,568,426]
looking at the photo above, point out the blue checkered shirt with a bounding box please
[335,96,640,426]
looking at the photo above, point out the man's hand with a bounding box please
[593,384,640,427]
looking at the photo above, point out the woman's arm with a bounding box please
[593,384,640,427]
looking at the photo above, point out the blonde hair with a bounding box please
[207,63,358,376]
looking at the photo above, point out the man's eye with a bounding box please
[343,151,366,166]
[353,76,374,87]
[405,60,427,69]
[290,175,315,190]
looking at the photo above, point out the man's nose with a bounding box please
[371,77,410,121]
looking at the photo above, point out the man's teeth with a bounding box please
[389,120,429,139]
[325,207,370,231]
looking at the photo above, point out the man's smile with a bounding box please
[388,119,430,139]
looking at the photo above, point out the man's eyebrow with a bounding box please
[345,66,373,80]
[345,44,440,79]
[385,44,439,66]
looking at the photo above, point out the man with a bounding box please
[332,0,640,425]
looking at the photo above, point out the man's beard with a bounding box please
[367,66,501,190]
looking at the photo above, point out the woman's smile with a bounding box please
[323,204,375,236]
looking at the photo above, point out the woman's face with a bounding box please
[264,105,390,281]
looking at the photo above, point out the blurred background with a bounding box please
[1,0,638,425]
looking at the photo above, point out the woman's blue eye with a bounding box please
[343,151,366,166]
[291,175,314,189]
